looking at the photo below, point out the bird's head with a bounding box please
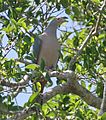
[45,17,68,33]
[50,17,68,27]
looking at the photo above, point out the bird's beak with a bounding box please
[57,17,68,26]
[62,17,68,23]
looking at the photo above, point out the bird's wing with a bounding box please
[33,36,42,63]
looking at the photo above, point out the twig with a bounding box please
[15,58,31,65]
[69,27,94,70]
[8,107,34,120]
[11,86,23,98]
[0,75,29,88]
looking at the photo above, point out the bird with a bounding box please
[33,17,67,92]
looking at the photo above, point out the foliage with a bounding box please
[0,0,106,119]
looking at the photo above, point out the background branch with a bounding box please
[69,0,106,70]
[0,75,29,88]
[99,72,106,115]
[69,27,94,70]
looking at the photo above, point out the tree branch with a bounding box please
[49,70,76,79]
[99,73,106,115]
[7,107,34,120]
[0,75,29,88]
[9,70,104,120]
[15,58,31,65]
[43,71,102,109]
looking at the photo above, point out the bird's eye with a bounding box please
[57,18,61,21]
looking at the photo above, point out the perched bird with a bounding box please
[33,17,67,92]
[33,17,67,68]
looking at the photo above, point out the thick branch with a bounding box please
[49,70,76,79]
[43,74,102,109]
[10,70,104,120]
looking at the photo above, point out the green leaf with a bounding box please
[16,7,22,12]
[40,59,45,71]
[23,35,31,45]
[0,102,8,112]
[101,112,106,120]
[103,40,106,46]
[0,0,2,3]
[72,6,80,17]
[28,92,39,103]
[65,8,71,14]
[26,64,39,70]
[47,111,56,118]
[17,18,27,29]
[36,82,42,92]
[18,18,26,23]
[0,85,3,91]
[91,0,100,4]
[63,96,70,104]
[81,81,86,88]
[35,0,40,5]
[76,64,82,72]
[11,18,17,25]
[63,55,71,63]
[88,84,92,91]
[73,36,79,47]
[61,0,69,8]
[42,104,49,115]
[3,24,14,33]
[96,81,103,98]
[21,22,27,29]
[45,72,53,86]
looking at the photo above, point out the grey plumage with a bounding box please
[33,17,67,68]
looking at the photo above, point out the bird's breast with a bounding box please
[38,34,60,67]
